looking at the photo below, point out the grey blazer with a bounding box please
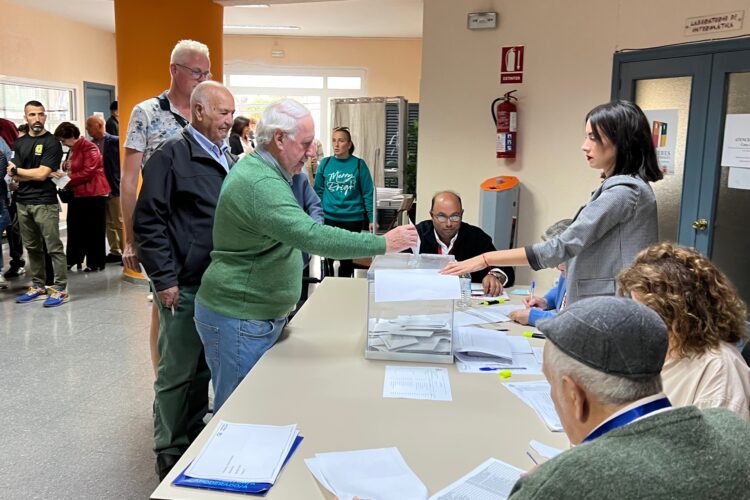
[525,174,658,305]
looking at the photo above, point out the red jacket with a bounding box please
[66,137,111,197]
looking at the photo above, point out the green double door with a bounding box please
[613,38,750,305]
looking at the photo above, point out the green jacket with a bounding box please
[509,406,750,499]
[196,151,386,320]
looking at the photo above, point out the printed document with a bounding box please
[454,307,511,326]
[429,458,525,500]
[383,366,452,401]
[503,381,564,432]
[185,421,299,483]
[305,447,428,500]
[374,269,460,303]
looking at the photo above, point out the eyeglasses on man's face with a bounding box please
[174,63,212,81]
[431,212,462,223]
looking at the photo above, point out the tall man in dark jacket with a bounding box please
[86,115,123,262]
[416,191,514,296]
[133,81,237,480]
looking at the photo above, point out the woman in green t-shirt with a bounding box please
[314,126,375,277]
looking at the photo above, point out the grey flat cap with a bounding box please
[537,296,668,379]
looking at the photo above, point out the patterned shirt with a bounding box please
[124,90,188,167]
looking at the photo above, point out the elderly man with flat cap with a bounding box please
[509,296,750,499]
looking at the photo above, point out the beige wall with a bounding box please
[224,35,422,101]
[0,0,117,124]
[418,0,750,288]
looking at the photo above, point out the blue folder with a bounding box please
[172,435,304,496]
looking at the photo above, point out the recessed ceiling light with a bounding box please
[224,25,301,31]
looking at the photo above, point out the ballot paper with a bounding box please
[374,269,460,303]
[454,307,511,326]
[52,174,70,189]
[429,458,525,500]
[455,335,542,374]
[503,381,564,432]
[410,217,421,256]
[185,421,299,483]
[383,366,452,401]
[305,447,428,500]
[454,326,513,361]
[529,440,563,459]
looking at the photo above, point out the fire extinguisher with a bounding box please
[491,90,518,159]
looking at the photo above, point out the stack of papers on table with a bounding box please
[454,327,543,374]
[369,315,452,355]
[429,458,524,500]
[173,421,303,494]
[305,447,428,500]
[503,380,564,432]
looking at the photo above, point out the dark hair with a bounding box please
[586,100,663,183]
[24,100,44,111]
[53,122,81,140]
[17,123,29,134]
[110,100,118,111]
[333,126,355,154]
[231,116,250,137]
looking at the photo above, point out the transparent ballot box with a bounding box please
[366,253,457,364]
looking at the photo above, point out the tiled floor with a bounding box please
[0,262,159,499]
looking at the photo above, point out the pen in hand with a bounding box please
[530,280,535,298]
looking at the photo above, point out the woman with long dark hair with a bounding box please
[53,122,110,271]
[442,100,663,304]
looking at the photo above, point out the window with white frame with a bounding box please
[224,63,366,152]
[0,77,76,131]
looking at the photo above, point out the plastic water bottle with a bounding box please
[459,273,472,309]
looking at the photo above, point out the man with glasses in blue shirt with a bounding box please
[122,39,212,380]
[415,191,514,295]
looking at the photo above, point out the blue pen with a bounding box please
[479,366,527,371]
[530,280,536,298]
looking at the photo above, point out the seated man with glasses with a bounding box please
[415,191,514,296]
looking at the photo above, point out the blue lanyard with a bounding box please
[583,397,672,443]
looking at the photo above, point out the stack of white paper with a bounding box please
[455,330,543,374]
[429,458,524,500]
[454,326,513,361]
[453,306,513,326]
[305,447,428,500]
[503,381,564,432]
[368,315,452,354]
[185,421,299,483]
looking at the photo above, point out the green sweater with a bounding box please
[509,406,750,499]
[313,155,374,222]
[196,152,386,320]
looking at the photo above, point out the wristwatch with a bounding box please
[488,268,509,286]
[10,166,17,176]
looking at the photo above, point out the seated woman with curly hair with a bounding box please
[618,242,750,421]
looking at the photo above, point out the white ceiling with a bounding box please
[9,0,424,38]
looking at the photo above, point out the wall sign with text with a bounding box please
[500,46,524,84]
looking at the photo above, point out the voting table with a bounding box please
[151,278,570,499]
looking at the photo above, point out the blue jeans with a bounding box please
[0,201,10,270]
[194,300,287,412]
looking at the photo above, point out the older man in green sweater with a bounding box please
[195,98,416,411]
[509,296,750,499]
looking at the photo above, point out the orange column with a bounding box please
[114,0,223,280]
